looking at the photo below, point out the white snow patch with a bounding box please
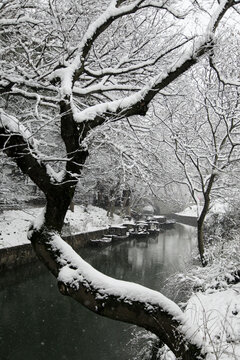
[0,108,32,139]
[184,287,240,359]
[177,200,229,218]
[209,201,229,215]
[46,165,66,183]
[0,208,38,248]
[63,205,122,234]
[177,205,202,217]
[27,207,46,239]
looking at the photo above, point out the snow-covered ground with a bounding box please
[177,204,201,216]
[161,284,240,360]
[0,205,122,249]
[185,286,240,360]
[177,201,228,217]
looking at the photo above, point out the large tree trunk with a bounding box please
[121,189,131,217]
[197,212,207,267]
[197,174,216,267]
[44,192,73,232]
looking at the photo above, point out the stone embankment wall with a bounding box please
[0,229,107,272]
[168,214,197,227]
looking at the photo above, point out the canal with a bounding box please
[0,223,196,360]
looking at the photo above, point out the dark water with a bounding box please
[0,224,196,360]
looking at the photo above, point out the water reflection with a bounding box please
[88,224,196,295]
[0,224,196,360]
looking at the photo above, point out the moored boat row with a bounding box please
[90,215,176,246]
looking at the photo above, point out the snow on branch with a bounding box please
[0,109,65,186]
[53,233,181,314]
[84,37,194,79]
[0,108,32,140]
[139,0,189,19]
[207,0,233,33]
[33,230,204,357]
[0,75,57,93]
[72,84,148,123]
[71,0,233,126]
[73,84,141,96]
[50,0,148,96]
[0,16,39,27]
[8,88,58,108]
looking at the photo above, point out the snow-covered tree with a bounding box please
[78,118,183,216]
[157,63,240,266]
[1,1,240,359]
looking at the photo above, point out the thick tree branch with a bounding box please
[0,110,55,193]
[29,226,205,360]
[71,0,234,130]
[0,16,39,26]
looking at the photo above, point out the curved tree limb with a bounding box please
[30,225,205,360]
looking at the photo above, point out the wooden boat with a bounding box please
[161,219,176,229]
[90,235,112,246]
[129,221,149,238]
[152,215,167,224]
[111,234,129,241]
[147,220,160,234]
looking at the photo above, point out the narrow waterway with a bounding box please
[0,224,196,360]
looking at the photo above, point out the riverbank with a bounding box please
[0,228,111,272]
[0,205,122,249]
[0,205,124,271]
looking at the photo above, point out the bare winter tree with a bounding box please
[157,64,240,266]
[1,0,240,358]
